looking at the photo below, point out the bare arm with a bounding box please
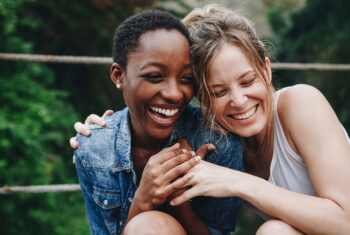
[125,143,201,224]
[172,85,350,234]
[70,113,213,234]
[166,139,214,235]
[127,140,214,235]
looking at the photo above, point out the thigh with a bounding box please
[123,211,186,235]
[256,219,304,235]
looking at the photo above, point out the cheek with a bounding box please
[211,99,224,117]
[182,85,194,102]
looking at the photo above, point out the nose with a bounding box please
[161,78,183,103]
[229,89,247,107]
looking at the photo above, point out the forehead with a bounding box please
[127,29,190,63]
[209,43,252,82]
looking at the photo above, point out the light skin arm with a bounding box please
[70,110,114,149]
[172,85,350,234]
[70,110,114,163]
[165,139,213,235]
[125,143,201,224]
[126,140,214,235]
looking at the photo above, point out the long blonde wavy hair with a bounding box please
[182,4,275,169]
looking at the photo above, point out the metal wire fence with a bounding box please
[1,52,349,195]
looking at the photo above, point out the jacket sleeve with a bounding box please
[75,152,111,235]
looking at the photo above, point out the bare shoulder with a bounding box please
[278,84,326,110]
[277,84,331,122]
[276,85,337,153]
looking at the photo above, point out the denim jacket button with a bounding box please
[126,169,131,173]
[119,221,123,226]
[103,200,108,205]
[128,197,132,202]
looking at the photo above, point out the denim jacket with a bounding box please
[75,104,243,235]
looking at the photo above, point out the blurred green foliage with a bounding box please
[0,0,88,234]
[0,0,155,234]
[268,0,350,130]
[0,0,349,234]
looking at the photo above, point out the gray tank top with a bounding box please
[269,87,316,195]
[247,87,350,219]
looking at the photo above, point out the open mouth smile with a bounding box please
[230,105,258,120]
[148,105,180,123]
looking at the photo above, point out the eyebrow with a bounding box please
[140,62,192,70]
[141,62,167,70]
[210,70,254,88]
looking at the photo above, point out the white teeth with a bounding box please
[232,106,257,120]
[149,106,179,117]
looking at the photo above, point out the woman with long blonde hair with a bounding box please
[169,5,350,234]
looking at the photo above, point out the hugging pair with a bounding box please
[71,4,350,235]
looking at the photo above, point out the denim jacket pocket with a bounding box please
[93,187,121,210]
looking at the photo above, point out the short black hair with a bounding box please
[113,10,191,68]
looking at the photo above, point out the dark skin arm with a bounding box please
[166,138,215,235]
[126,139,214,235]
[125,143,200,224]
[70,113,212,234]
[166,195,210,235]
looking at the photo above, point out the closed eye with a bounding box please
[211,89,228,97]
[141,73,163,83]
[180,74,194,84]
[241,77,256,86]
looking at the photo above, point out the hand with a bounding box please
[133,143,202,211]
[170,160,243,206]
[70,110,114,163]
[177,138,216,160]
[167,138,216,201]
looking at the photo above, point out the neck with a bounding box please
[132,135,165,156]
[243,110,274,178]
[130,128,167,184]
[130,125,168,160]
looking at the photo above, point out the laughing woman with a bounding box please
[169,5,350,234]
[72,9,243,235]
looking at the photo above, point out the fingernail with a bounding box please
[208,145,216,150]
[187,172,194,178]
[170,200,175,206]
[194,156,201,162]
[182,149,187,153]
[190,151,195,156]
[101,121,106,126]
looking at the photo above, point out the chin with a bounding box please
[149,127,174,140]
[225,125,260,138]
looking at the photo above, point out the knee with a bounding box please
[256,220,303,235]
[123,211,186,235]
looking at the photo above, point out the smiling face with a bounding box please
[208,43,271,138]
[112,29,194,144]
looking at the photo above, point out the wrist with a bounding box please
[233,171,259,200]
[133,190,154,211]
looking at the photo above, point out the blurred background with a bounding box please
[0,0,349,234]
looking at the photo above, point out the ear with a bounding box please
[265,57,272,82]
[110,63,125,89]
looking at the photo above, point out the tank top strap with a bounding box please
[274,87,289,116]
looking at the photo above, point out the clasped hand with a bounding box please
[70,111,217,210]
